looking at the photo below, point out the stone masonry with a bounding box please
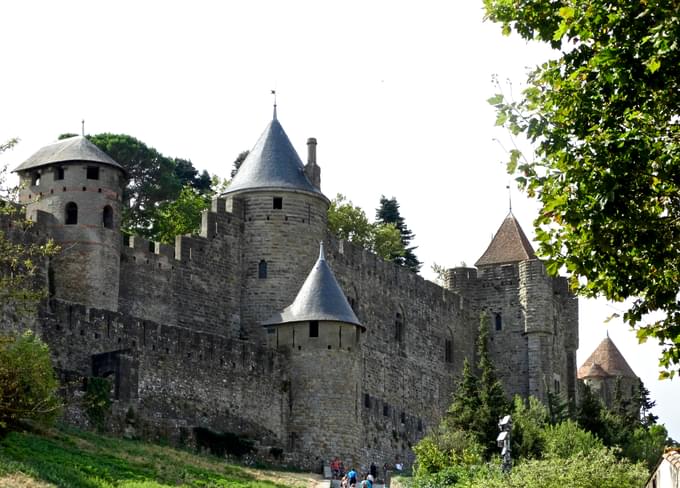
[4,113,579,470]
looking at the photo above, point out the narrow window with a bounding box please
[395,312,404,342]
[383,404,390,417]
[309,320,319,337]
[495,313,502,331]
[258,260,267,279]
[55,167,65,180]
[273,197,283,209]
[364,393,371,408]
[86,166,100,180]
[31,172,40,186]
[102,205,113,228]
[445,339,453,363]
[65,202,78,225]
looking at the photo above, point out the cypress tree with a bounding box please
[375,196,422,272]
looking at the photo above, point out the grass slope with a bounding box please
[0,427,320,488]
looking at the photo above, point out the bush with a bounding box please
[413,427,483,476]
[542,419,603,459]
[0,331,61,436]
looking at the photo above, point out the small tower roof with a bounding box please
[223,116,325,198]
[579,362,609,379]
[13,136,124,173]
[263,243,363,329]
[577,336,637,379]
[475,213,537,267]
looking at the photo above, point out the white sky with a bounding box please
[1,0,677,439]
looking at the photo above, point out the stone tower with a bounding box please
[578,335,638,408]
[446,213,578,404]
[14,136,125,310]
[263,242,364,467]
[222,110,329,340]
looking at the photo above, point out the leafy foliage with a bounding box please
[84,377,112,432]
[0,332,61,436]
[484,0,680,377]
[376,196,422,272]
[153,186,211,245]
[327,194,406,262]
[444,315,510,459]
[0,140,59,319]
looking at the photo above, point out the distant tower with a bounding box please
[452,213,578,404]
[578,336,638,408]
[263,243,364,466]
[14,136,125,310]
[222,110,329,340]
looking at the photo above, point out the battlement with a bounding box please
[41,299,278,375]
[328,235,469,315]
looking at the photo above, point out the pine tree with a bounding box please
[635,378,658,428]
[375,196,422,272]
[476,313,511,457]
[576,383,607,440]
[444,314,510,459]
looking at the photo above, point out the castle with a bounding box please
[6,110,579,469]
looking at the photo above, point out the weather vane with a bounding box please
[271,89,277,119]
[506,183,513,213]
[81,119,85,136]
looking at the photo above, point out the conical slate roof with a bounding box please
[577,336,637,379]
[475,213,537,267]
[13,136,124,173]
[263,243,363,329]
[224,115,324,197]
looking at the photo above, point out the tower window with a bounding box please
[103,205,113,228]
[86,166,100,180]
[273,197,283,209]
[495,313,502,331]
[445,339,453,363]
[31,172,40,186]
[65,202,78,225]
[309,320,319,337]
[55,167,65,181]
[258,260,267,279]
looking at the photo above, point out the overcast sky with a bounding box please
[1,1,677,439]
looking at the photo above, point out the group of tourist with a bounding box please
[331,459,395,488]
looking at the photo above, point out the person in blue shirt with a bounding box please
[347,468,357,487]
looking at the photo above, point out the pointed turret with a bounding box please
[263,243,362,328]
[475,213,536,267]
[578,336,637,379]
[224,116,324,198]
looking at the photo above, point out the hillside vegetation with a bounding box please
[0,427,320,488]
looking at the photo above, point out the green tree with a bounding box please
[230,150,249,178]
[375,196,422,272]
[445,316,510,459]
[327,194,406,261]
[575,383,607,440]
[152,186,211,245]
[0,140,59,318]
[0,331,61,436]
[511,395,548,460]
[484,0,680,377]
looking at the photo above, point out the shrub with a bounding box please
[0,331,61,436]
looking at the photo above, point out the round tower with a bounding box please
[222,111,329,340]
[14,136,125,310]
[263,243,364,468]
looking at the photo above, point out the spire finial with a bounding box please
[81,119,85,136]
[506,183,512,213]
[271,89,277,120]
[319,241,325,261]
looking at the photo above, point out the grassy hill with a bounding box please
[0,427,322,488]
